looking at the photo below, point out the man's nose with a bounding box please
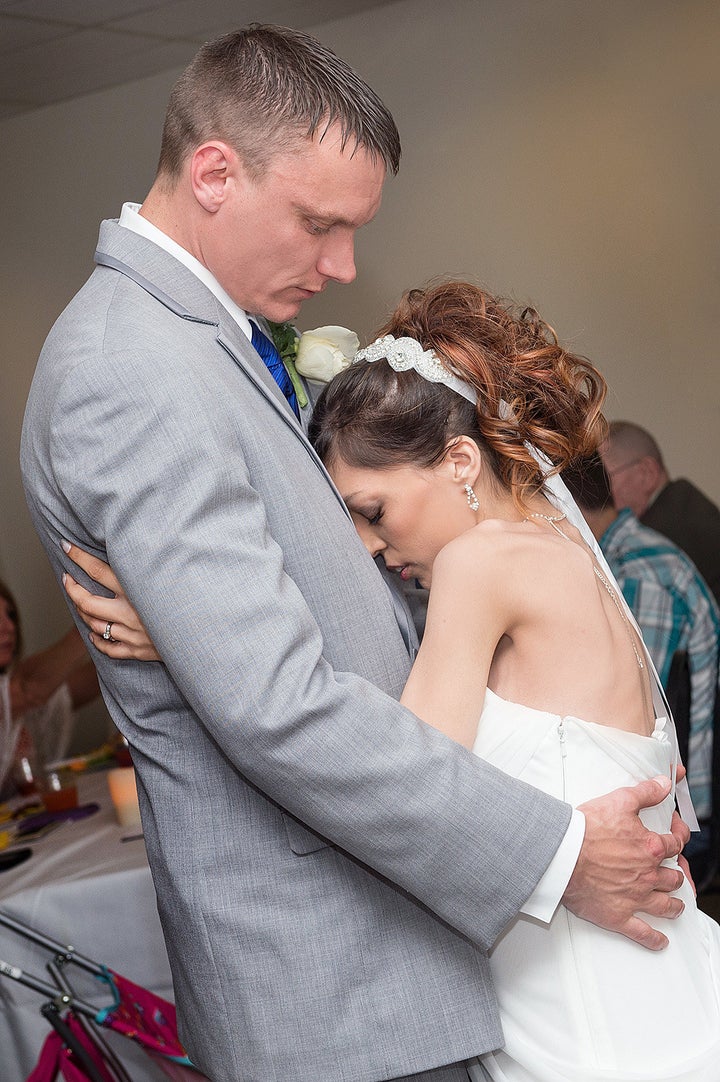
[317,233,356,285]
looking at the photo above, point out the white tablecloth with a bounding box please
[0,772,175,1081]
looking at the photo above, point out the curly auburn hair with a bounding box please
[309,281,607,509]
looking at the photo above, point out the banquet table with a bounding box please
[0,771,176,1081]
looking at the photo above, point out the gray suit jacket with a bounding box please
[21,221,571,1082]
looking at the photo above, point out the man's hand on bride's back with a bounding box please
[563,776,690,951]
[62,542,161,662]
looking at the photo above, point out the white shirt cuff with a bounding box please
[521,808,585,922]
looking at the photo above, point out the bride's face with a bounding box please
[330,456,475,588]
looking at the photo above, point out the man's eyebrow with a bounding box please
[295,204,359,229]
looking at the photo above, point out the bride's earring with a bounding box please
[464,482,479,512]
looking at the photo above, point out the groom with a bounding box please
[21,25,687,1082]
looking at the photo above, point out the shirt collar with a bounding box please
[118,202,254,341]
[599,507,635,556]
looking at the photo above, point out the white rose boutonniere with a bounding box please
[295,326,360,383]
[267,323,360,408]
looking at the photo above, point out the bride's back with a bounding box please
[463,518,656,736]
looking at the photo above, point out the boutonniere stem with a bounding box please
[267,321,309,409]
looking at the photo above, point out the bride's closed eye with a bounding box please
[347,502,383,526]
[354,502,383,525]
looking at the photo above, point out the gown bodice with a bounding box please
[471,689,720,1082]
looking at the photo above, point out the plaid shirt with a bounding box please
[601,509,720,818]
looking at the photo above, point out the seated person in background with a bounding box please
[0,577,99,788]
[564,455,720,850]
[601,420,720,608]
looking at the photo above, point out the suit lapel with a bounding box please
[252,315,314,437]
[94,224,349,520]
[215,322,348,511]
[93,221,420,654]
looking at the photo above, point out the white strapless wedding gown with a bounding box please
[470,689,720,1082]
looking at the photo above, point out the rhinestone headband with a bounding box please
[355,336,562,504]
[354,334,478,406]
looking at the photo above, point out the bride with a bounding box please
[65,281,720,1079]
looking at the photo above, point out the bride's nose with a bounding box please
[356,520,385,558]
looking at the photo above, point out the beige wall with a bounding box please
[2,0,718,746]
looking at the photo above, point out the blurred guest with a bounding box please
[0,578,99,788]
[564,456,720,827]
[601,420,720,607]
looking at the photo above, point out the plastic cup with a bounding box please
[107,767,142,829]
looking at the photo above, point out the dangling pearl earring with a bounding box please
[464,483,479,512]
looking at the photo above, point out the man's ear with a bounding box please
[189,141,238,213]
[639,456,663,497]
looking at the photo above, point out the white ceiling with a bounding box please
[0,0,397,120]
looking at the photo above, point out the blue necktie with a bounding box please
[250,323,299,418]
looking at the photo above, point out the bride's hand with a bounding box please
[62,542,161,662]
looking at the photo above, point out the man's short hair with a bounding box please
[157,23,401,182]
[563,454,614,513]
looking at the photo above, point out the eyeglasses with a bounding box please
[604,457,642,479]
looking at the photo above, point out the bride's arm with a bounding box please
[62,543,161,662]
[400,532,512,748]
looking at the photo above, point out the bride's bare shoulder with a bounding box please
[427,522,524,641]
[433,518,586,598]
[438,517,536,559]
[433,519,531,585]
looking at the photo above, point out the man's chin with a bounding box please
[258,287,318,320]
[259,298,304,324]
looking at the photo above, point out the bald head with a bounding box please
[605,421,664,465]
[600,421,668,516]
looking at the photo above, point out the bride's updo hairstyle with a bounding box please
[309,281,607,509]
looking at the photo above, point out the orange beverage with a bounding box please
[41,771,79,812]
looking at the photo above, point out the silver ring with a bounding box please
[103,622,113,641]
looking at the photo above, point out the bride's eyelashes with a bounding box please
[348,501,384,525]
